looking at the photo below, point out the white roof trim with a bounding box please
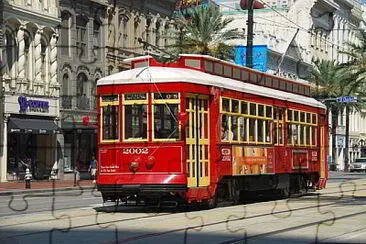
[98,67,325,109]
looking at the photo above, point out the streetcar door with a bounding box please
[186,95,210,188]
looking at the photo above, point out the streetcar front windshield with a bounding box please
[123,93,148,140]
[153,93,180,140]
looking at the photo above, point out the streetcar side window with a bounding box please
[100,95,119,142]
[287,109,318,147]
[153,93,180,140]
[123,93,148,141]
[220,97,272,144]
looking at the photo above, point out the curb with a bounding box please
[0,185,96,196]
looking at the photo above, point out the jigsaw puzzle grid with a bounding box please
[1,5,366,243]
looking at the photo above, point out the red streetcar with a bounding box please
[96,54,328,207]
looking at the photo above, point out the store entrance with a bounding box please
[7,133,55,180]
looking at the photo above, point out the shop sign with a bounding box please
[18,96,49,113]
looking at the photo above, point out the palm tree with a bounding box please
[309,59,359,171]
[170,5,243,60]
[338,25,366,171]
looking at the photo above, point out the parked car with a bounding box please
[350,158,366,172]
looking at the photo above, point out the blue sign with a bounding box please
[234,45,268,72]
[336,96,358,103]
[18,96,49,113]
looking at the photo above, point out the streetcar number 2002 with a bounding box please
[122,148,149,155]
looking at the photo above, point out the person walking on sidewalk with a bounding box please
[89,156,97,183]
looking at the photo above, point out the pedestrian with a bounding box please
[89,156,97,183]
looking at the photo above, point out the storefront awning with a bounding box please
[8,117,61,134]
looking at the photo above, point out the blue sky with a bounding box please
[362,0,366,4]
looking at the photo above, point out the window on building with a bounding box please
[76,73,89,110]
[76,15,87,58]
[93,19,101,58]
[40,38,47,80]
[155,20,161,46]
[5,31,15,77]
[61,12,70,56]
[24,34,30,80]
[164,23,169,47]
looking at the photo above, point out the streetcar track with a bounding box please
[1,186,365,241]
[216,211,366,244]
[99,202,366,244]
[1,184,365,229]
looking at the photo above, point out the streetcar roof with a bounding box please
[97,67,326,109]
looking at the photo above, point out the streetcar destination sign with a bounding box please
[336,96,358,103]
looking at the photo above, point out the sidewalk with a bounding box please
[0,180,95,196]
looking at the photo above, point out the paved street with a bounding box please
[0,173,365,244]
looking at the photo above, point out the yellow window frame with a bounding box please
[100,95,120,143]
[220,97,273,144]
[122,93,149,142]
[152,92,181,142]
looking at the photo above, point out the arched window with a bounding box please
[77,73,89,110]
[62,73,69,95]
[62,73,72,109]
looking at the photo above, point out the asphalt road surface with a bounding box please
[0,173,365,244]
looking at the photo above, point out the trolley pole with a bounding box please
[246,0,254,69]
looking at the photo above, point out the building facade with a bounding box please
[58,0,107,178]
[105,0,177,73]
[0,0,60,182]
[221,0,364,170]
[56,0,177,179]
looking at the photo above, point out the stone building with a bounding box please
[105,0,177,73]
[56,0,177,179]
[0,0,60,182]
[58,0,107,178]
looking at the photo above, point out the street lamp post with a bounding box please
[345,105,350,172]
[240,0,264,69]
[246,0,254,69]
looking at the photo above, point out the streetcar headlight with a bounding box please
[146,156,156,170]
[129,161,140,173]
